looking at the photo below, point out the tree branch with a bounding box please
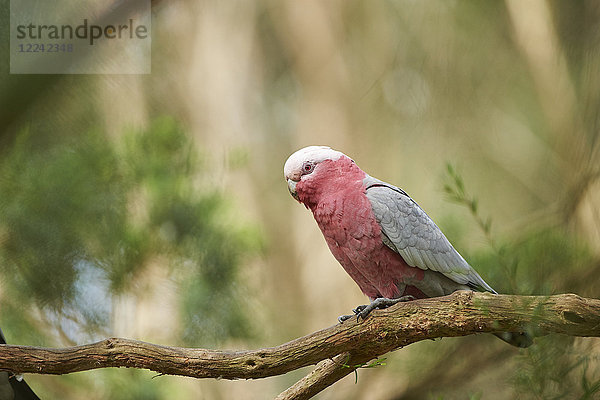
[274,352,372,400]
[0,292,598,398]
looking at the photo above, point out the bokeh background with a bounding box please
[1,0,600,399]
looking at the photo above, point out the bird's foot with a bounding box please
[338,295,414,323]
[337,304,369,323]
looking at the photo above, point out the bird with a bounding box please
[0,329,41,400]
[283,145,532,348]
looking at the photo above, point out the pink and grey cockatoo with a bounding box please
[284,146,532,347]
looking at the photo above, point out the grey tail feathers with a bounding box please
[494,331,533,348]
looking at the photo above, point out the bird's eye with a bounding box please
[302,162,315,174]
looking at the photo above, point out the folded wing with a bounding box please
[364,176,496,294]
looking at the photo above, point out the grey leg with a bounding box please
[338,295,414,323]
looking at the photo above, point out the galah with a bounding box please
[284,146,532,348]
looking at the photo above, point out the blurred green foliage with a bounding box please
[0,117,258,347]
[438,165,598,400]
[513,335,600,400]
[444,163,594,296]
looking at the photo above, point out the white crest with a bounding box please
[284,146,345,180]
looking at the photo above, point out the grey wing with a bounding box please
[364,176,496,293]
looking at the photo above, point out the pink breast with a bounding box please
[313,184,424,299]
[296,157,424,299]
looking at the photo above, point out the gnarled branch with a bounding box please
[0,292,598,399]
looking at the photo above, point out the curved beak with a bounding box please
[287,179,299,200]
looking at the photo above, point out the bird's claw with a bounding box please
[338,295,415,324]
[338,314,354,323]
[352,305,368,314]
[338,304,369,323]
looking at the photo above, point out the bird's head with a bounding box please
[283,146,354,204]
